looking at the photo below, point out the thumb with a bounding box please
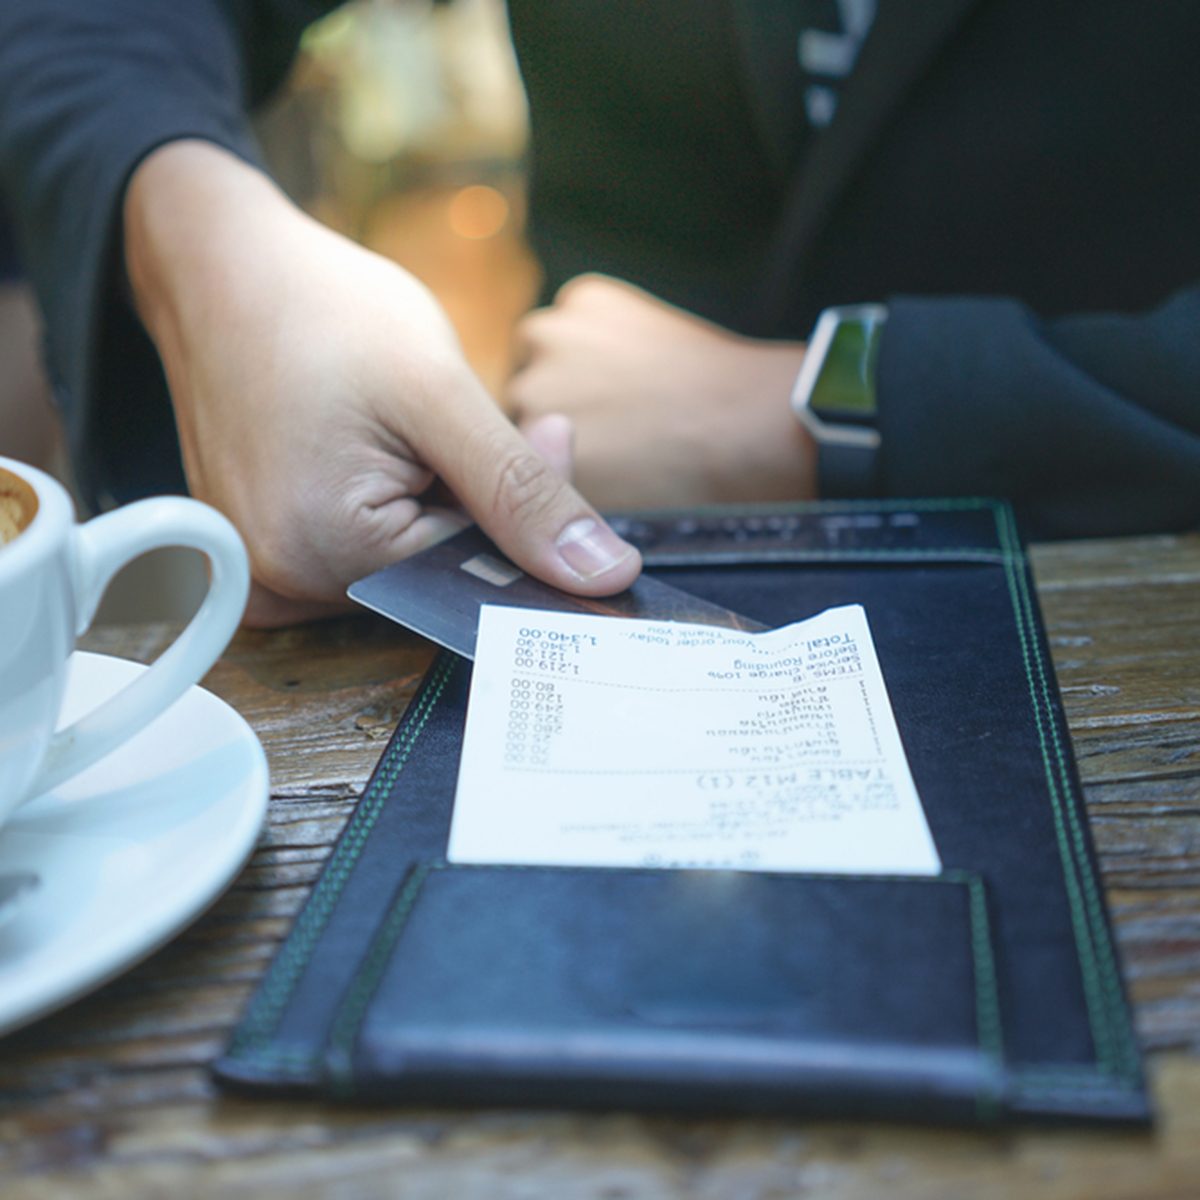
[428,396,641,596]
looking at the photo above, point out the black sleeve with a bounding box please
[876,286,1200,539]
[0,0,338,505]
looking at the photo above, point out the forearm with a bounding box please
[125,141,298,373]
[122,141,303,503]
[0,0,331,502]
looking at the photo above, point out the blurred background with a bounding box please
[259,0,537,396]
[2,0,537,622]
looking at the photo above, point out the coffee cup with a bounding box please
[0,455,250,822]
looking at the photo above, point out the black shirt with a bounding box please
[511,1,874,330]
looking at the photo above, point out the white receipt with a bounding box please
[449,604,940,876]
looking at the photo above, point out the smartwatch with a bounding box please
[790,303,888,497]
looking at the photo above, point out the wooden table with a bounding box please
[2,535,1198,1198]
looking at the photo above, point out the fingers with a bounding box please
[423,393,640,596]
[243,579,353,629]
[506,304,599,425]
[509,276,616,378]
[507,306,558,407]
[379,505,471,561]
[518,412,575,481]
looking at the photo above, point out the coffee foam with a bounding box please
[0,470,38,546]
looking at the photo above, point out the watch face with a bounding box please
[808,313,884,427]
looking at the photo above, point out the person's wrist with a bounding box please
[712,338,816,501]
[123,140,292,349]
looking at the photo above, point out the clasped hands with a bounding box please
[507,273,813,510]
[125,143,811,627]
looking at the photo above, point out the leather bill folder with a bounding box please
[215,499,1149,1125]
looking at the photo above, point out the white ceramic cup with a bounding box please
[0,455,250,823]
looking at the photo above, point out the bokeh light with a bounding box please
[448,184,510,240]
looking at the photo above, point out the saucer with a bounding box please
[0,651,269,1036]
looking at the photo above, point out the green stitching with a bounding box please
[225,655,456,1064]
[994,505,1142,1083]
[992,510,1112,1070]
[1007,503,1138,1076]
[964,873,1003,1049]
[996,505,1139,1080]
[326,863,433,1096]
[961,872,1004,1122]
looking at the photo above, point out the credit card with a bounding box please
[348,526,764,659]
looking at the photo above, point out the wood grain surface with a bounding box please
[1,535,1198,1199]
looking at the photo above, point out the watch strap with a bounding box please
[791,304,887,497]
[818,437,882,497]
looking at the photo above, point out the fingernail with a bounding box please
[555,517,636,581]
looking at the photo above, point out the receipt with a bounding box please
[448,604,941,875]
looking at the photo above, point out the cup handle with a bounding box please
[27,497,250,798]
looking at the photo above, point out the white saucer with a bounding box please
[0,651,269,1036]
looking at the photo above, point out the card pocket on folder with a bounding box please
[324,863,1005,1119]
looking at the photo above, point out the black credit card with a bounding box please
[348,526,764,659]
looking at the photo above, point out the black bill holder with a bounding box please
[215,499,1149,1125]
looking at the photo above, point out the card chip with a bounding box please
[460,553,524,589]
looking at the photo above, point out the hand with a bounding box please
[505,275,816,510]
[123,143,640,626]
